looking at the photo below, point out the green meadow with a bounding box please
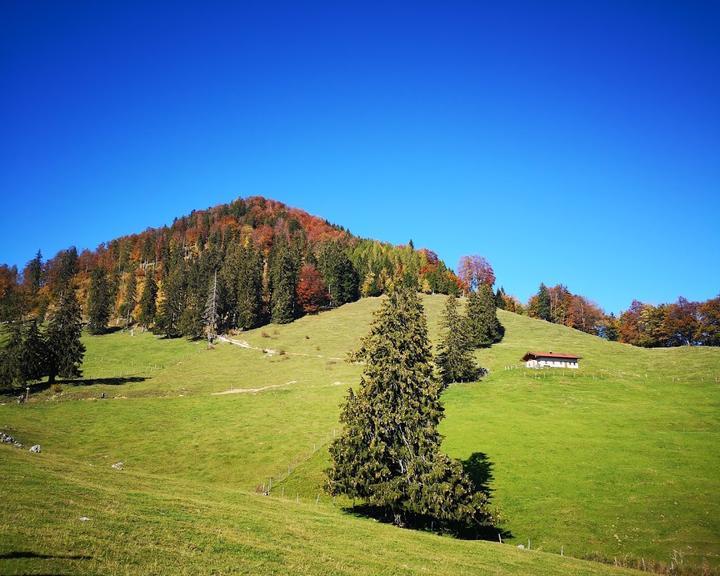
[1,295,718,575]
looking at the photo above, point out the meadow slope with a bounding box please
[1,295,718,574]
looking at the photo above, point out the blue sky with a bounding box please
[1,1,718,313]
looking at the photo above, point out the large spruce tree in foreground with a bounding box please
[436,295,485,385]
[327,287,493,532]
[46,289,85,383]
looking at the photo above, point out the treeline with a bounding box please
[499,282,720,348]
[0,197,464,341]
[523,283,607,336]
[616,297,720,347]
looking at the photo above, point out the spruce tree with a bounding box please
[436,295,485,385]
[178,261,206,339]
[157,265,186,338]
[327,287,493,531]
[495,287,506,310]
[0,323,24,389]
[119,271,137,328]
[22,320,48,383]
[139,272,158,329]
[87,268,111,334]
[466,284,504,348]
[318,242,359,306]
[237,244,263,329]
[203,271,219,343]
[536,283,551,321]
[270,244,298,324]
[25,250,43,292]
[46,289,85,383]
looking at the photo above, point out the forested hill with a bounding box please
[0,196,462,336]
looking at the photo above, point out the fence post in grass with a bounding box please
[498,533,502,544]
[316,494,319,505]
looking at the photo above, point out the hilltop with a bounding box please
[0,196,462,334]
[1,295,718,574]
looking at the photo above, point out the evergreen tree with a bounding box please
[603,312,620,341]
[318,242,359,307]
[157,265,186,338]
[87,268,111,334]
[24,250,43,292]
[270,243,298,324]
[0,323,24,389]
[466,284,504,348]
[178,260,206,340]
[21,320,48,383]
[237,244,264,329]
[327,287,493,532]
[46,289,85,383]
[535,283,551,321]
[179,297,204,339]
[138,272,158,329]
[436,295,485,385]
[119,271,137,328]
[495,287,506,310]
[203,271,219,343]
[48,247,78,296]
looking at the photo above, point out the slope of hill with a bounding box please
[1,295,718,574]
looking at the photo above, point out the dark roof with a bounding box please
[522,351,581,361]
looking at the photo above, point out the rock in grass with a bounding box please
[29,444,41,453]
[111,461,124,470]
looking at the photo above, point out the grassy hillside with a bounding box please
[1,295,718,574]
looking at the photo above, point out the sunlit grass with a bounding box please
[1,294,718,574]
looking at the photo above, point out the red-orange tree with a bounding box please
[296,264,329,314]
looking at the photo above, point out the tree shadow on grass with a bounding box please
[1,376,148,399]
[13,377,148,395]
[58,376,147,387]
[0,550,91,560]
[343,452,512,541]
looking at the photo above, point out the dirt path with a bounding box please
[217,335,345,361]
[211,380,297,395]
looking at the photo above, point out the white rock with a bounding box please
[29,444,41,453]
[517,544,525,550]
[111,461,124,470]
[79,516,90,522]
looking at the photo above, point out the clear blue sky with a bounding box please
[1,1,718,313]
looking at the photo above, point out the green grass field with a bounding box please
[1,295,718,575]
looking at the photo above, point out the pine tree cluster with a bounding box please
[0,289,85,391]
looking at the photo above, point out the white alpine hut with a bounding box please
[522,351,581,369]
